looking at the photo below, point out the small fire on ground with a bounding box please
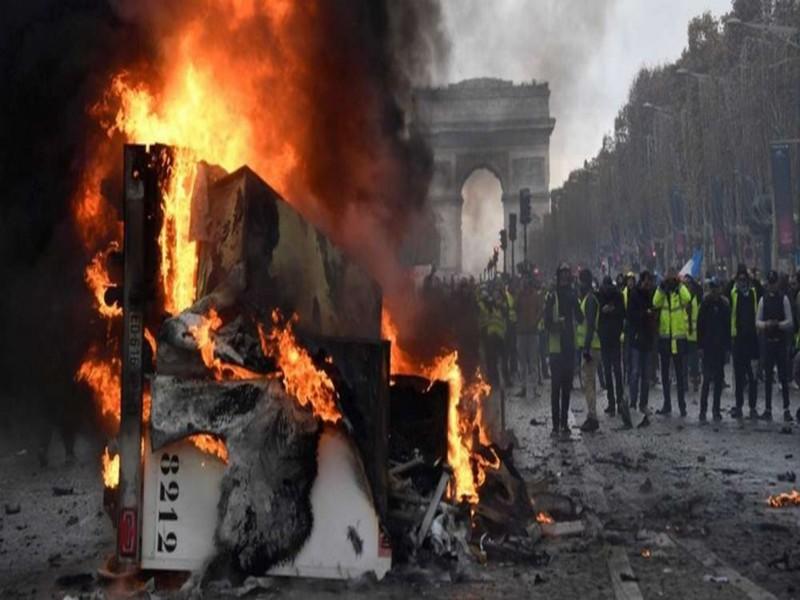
[768,489,800,508]
[535,511,554,524]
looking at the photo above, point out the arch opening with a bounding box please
[460,168,503,276]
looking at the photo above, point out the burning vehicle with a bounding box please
[86,144,544,586]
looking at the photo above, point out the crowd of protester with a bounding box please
[421,261,800,438]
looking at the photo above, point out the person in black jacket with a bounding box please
[597,276,631,427]
[627,271,657,428]
[730,264,760,419]
[544,264,583,437]
[756,270,795,422]
[697,278,730,422]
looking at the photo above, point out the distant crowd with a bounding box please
[422,262,800,437]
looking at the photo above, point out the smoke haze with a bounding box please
[439,0,732,187]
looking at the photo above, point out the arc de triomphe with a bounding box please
[412,78,556,273]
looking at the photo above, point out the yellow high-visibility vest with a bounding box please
[575,294,601,350]
[730,287,757,338]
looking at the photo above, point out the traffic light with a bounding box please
[500,229,507,250]
[519,188,532,225]
[509,213,517,242]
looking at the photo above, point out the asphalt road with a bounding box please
[0,369,798,599]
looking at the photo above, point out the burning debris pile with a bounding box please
[382,316,551,570]
[97,146,393,578]
[83,144,558,583]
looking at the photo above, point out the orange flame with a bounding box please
[102,446,120,489]
[77,2,314,490]
[85,243,123,319]
[144,327,157,356]
[190,308,223,369]
[381,308,417,375]
[768,489,800,507]
[188,434,229,463]
[73,147,119,251]
[156,147,199,315]
[423,352,497,504]
[188,309,263,380]
[383,308,498,504]
[77,349,121,425]
[259,312,341,424]
[536,512,554,524]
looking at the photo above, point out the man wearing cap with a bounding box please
[730,264,759,419]
[756,270,795,422]
[652,267,692,417]
[697,277,730,422]
[544,264,583,437]
[577,268,602,432]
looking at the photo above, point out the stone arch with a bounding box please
[455,156,508,196]
[412,78,556,273]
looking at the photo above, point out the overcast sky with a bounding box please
[439,0,733,188]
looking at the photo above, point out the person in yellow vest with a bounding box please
[544,263,583,437]
[505,282,518,384]
[684,275,702,394]
[577,268,601,432]
[730,264,759,419]
[478,284,508,390]
[652,267,692,416]
[515,273,545,398]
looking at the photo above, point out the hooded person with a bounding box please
[697,277,730,422]
[756,270,794,422]
[598,275,631,427]
[544,263,583,437]
[576,268,601,432]
[627,270,658,427]
[730,263,759,419]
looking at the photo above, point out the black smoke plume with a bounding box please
[0,0,449,443]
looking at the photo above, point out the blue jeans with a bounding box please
[630,349,651,411]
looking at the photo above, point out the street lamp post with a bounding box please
[725,17,800,50]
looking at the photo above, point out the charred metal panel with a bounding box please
[389,375,449,465]
[195,167,382,339]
